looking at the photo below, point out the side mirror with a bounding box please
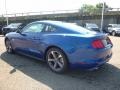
[16,30,21,33]
[17,30,26,36]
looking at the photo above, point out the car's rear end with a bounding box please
[67,33,113,70]
[2,27,11,35]
[2,23,22,35]
[48,21,113,70]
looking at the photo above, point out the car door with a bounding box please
[14,23,46,59]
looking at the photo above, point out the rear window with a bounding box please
[86,23,98,28]
[59,22,95,33]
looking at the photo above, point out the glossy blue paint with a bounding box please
[5,20,113,70]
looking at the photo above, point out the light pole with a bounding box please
[5,0,9,25]
[100,2,105,33]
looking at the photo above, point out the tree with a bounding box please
[96,3,110,12]
[80,4,97,14]
[80,3,110,14]
[96,3,109,9]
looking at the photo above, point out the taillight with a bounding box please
[92,39,104,49]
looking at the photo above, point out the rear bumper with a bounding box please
[66,45,112,70]
[2,28,15,35]
[69,53,112,70]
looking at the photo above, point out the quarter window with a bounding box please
[44,25,56,32]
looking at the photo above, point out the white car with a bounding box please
[106,24,120,36]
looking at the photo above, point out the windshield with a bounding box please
[113,25,120,28]
[86,23,99,28]
[108,24,120,28]
[7,23,21,28]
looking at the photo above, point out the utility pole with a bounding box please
[100,2,105,33]
[5,0,9,25]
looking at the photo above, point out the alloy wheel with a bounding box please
[47,50,65,72]
[5,40,13,53]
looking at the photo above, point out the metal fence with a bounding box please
[1,8,120,18]
[0,9,79,18]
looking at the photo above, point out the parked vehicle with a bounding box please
[5,20,113,73]
[2,23,22,35]
[83,23,101,32]
[104,24,120,36]
[0,25,3,35]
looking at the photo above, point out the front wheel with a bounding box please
[5,39,14,53]
[46,48,68,73]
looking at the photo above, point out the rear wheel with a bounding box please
[46,48,68,73]
[5,39,13,53]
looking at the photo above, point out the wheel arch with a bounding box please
[112,30,116,32]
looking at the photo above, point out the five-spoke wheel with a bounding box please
[46,48,68,73]
[5,39,13,53]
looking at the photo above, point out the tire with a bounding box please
[5,39,14,53]
[46,48,68,73]
[111,31,116,36]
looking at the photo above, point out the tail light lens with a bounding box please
[92,37,113,49]
[92,39,104,49]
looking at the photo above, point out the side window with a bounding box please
[44,25,56,32]
[22,23,45,33]
[108,25,112,28]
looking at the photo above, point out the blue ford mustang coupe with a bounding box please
[5,20,113,73]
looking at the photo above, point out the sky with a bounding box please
[0,0,120,15]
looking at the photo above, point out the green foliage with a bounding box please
[80,3,109,14]
[96,3,108,8]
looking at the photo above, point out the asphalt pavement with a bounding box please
[0,35,120,90]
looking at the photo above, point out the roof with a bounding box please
[36,20,65,27]
[35,20,97,35]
